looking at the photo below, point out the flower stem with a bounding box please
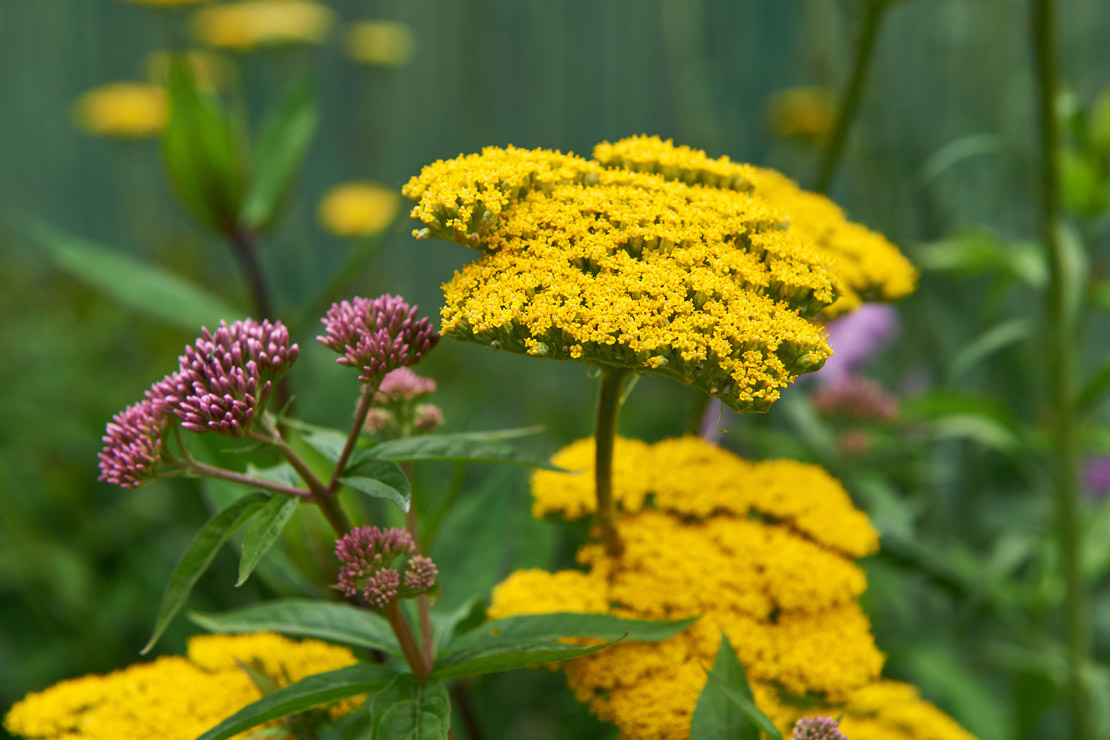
[595,366,629,557]
[1032,0,1090,736]
[384,600,431,682]
[813,1,887,194]
[328,383,378,493]
[179,458,313,499]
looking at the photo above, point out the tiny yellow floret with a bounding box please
[318,182,401,237]
[72,83,167,138]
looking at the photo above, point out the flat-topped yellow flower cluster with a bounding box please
[404,137,914,411]
[3,633,361,740]
[490,436,973,740]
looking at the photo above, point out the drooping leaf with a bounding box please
[370,675,451,740]
[365,433,562,470]
[236,495,300,586]
[444,612,698,656]
[142,492,269,654]
[195,664,397,740]
[430,635,625,681]
[949,319,1031,380]
[339,457,411,511]
[189,599,402,657]
[24,219,240,331]
[691,634,782,740]
[240,82,318,231]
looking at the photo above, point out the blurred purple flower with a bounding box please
[818,303,900,383]
[98,399,166,489]
[318,295,439,382]
[1083,457,1110,500]
[792,716,846,740]
[413,403,444,432]
[812,374,899,422]
[375,367,437,402]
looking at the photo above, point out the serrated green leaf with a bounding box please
[190,599,402,656]
[370,675,451,740]
[195,664,396,740]
[236,495,300,586]
[431,635,624,681]
[444,612,697,656]
[240,82,317,231]
[23,219,240,331]
[142,492,269,654]
[339,457,411,511]
[692,635,782,740]
[366,433,562,470]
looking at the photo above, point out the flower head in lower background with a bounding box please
[72,83,167,138]
[318,295,439,382]
[813,375,899,422]
[793,716,847,740]
[335,526,436,608]
[346,21,416,66]
[318,182,400,237]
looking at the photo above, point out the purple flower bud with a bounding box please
[413,404,444,432]
[335,526,418,604]
[1083,457,1110,501]
[792,716,846,740]
[364,568,401,609]
[817,303,899,384]
[403,554,438,595]
[374,367,437,402]
[174,319,298,437]
[812,374,899,422]
[98,399,166,489]
[363,407,394,434]
[317,295,439,382]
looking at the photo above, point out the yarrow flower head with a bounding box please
[318,295,439,382]
[793,716,847,740]
[97,400,166,488]
[175,319,298,437]
[335,526,437,607]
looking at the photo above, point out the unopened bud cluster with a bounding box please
[361,367,444,437]
[318,295,439,382]
[335,525,438,608]
[792,716,846,740]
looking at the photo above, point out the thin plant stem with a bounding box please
[384,600,431,682]
[252,425,329,496]
[813,1,887,194]
[1032,0,1090,736]
[450,681,485,740]
[401,461,435,669]
[327,384,378,492]
[177,457,313,499]
[595,366,630,557]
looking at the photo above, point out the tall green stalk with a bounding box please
[595,366,630,557]
[1032,0,1089,737]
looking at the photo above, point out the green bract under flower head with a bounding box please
[404,136,912,412]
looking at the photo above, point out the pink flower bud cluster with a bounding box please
[812,374,899,423]
[318,295,439,382]
[792,716,846,740]
[335,525,438,608]
[97,400,166,488]
[374,367,437,402]
[413,404,444,432]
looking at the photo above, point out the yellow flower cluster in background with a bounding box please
[405,142,842,412]
[4,632,362,740]
[191,0,333,51]
[71,83,167,139]
[594,135,917,315]
[490,436,973,740]
[318,182,401,238]
[346,21,416,66]
[765,86,838,140]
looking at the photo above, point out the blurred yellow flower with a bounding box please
[346,21,416,66]
[192,0,333,51]
[765,86,838,139]
[124,0,207,6]
[318,182,401,237]
[72,83,168,138]
[3,632,363,740]
[145,49,228,91]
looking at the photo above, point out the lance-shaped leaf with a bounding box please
[431,635,625,681]
[195,663,397,740]
[190,599,402,657]
[142,492,269,654]
[690,634,782,740]
[370,675,451,740]
[236,495,300,586]
[442,612,698,655]
[364,432,563,470]
[339,457,411,511]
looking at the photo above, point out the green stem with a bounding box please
[401,461,435,668]
[814,1,887,194]
[595,366,630,557]
[1032,1,1089,737]
[177,458,313,499]
[384,600,431,683]
[328,384,378,493]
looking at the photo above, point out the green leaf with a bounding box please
[366,433,562,470]
[915,133,1008,190]
[431,635,624,681]
[195,664,397,740]
[189,599,402,657]
[370,675,451,740]
[339,457,412,511]
[163,54,245,234]
[142,492,268,654]
[240,82,318,231]
[949,319,1031,379]
[302,428,352,464]
[917,230,1047,288]
[431,597,485,657]
[1058,222,1089,334]
[444,612,698,656]
[23,219,240,331]
[691,634,782,740]
[236,495,300,587]
[245,461,302,488]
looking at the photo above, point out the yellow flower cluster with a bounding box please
[191,0,333,51]
[318,181,400,237]
[346,21,417,67]
[491,436,886,738]
[71,83,167,139]
[594,135,917,315]
[4,632,362,740]
[405,143,840,412]
[764,86,838,139]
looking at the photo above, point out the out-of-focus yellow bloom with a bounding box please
[72,83,168,138]
[346,21,416,66]
[145,49,228,91]
[765,86,838,139]
[3,632,363,740]
[124,0,207,6]
[192,0,333,51]
[318,182,401,237]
